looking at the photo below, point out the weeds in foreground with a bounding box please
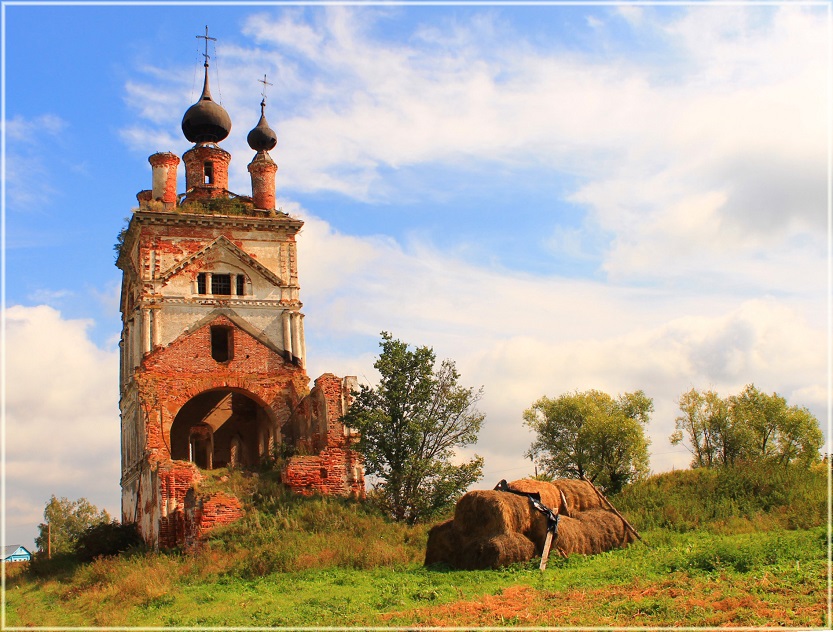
[5,463,828,627]
[5,527,825,627]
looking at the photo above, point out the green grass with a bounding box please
[613,460,828,532]
[5,463,829,628]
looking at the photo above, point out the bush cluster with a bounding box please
[76,521,144,563]
[612,461,826,531]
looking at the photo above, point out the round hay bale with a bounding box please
[551,479,605,513]
[524,508,551,554]
[576,509,635,552]
[556,509,633,556]
[552,514,592,555]
[453,489,532,538]
[507,478,604,515]
[424,519,456,567]
[506,479,563,510]
[456,532,536,570]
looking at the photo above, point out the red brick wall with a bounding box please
[283,374,365,499]
[153,460,244,549]
[136,314,308,461]
[182,145,232,200]
[282,448,365,498]
[156,461,200,548]
[148,152,180,204]
[248,154,278,210]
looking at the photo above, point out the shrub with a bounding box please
[76,521,144,562]
[613,461,826,531]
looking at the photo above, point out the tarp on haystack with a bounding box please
[424,478,636,570]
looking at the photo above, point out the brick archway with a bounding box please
[170,388,274,468]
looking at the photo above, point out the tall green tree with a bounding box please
[35,496,110,555]
[671,388,746,468]
[524,389,652,494]
[671,384,823,468]
[343,332,485,523]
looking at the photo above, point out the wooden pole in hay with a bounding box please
[539,530,554,570]
[581,475,643,543]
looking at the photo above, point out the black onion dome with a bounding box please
[181,66,231,144]
[247,100,277,152]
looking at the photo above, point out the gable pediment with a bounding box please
[159,235,282,287]
[176,308,285,356]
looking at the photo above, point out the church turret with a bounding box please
[181,26,232,201]
[247,89,279,211]
[148,152,180,206]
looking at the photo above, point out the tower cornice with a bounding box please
[130,209,304,232]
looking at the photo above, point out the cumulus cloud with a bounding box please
[120,6,826,296]
[78,4,828,502]
[4,306,120,548]
[298,208,827,478]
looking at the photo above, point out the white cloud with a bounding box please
[109,4,828,492]
[4,114,65,141]
[4,305,120,549]
[299,209,826,478]
[121,7,827,293]
[3,114,67,210]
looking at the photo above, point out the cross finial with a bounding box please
[258,74,273,100]
[196,25,217,67]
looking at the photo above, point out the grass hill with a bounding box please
[5,462,828,627]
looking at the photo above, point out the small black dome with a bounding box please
[247,100,277,152]
[181,66,231,144]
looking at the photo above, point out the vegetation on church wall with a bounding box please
[113,216,131,262]
[179,196,256,216]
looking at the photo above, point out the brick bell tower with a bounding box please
[116,31,364,549]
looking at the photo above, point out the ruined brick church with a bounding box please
[116,42,364,548]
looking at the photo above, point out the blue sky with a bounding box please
[3,2,829,550]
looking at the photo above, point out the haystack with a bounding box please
[424,478,636,570]
[506,478,605,515]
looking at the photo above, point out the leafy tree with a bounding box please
[35,496,110,555]
[524,389,652,494]
[671,384,823,468]
[671,388,745,468]
[76,521,143,562]
[343,332,485,523]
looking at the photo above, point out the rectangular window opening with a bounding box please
[211,326,233,362]
[212,274,231,295]
[204,162,214,185]
[236,274,245,296]
[197,273,207,294]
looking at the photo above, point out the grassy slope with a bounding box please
[5,463,829,628]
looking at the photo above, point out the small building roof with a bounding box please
[2,545,31,559]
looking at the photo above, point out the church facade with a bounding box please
[116,48,364,548]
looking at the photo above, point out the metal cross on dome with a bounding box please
[196,25,216,66]
[258,74,273,101]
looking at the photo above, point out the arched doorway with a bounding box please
[170,390,273,468]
